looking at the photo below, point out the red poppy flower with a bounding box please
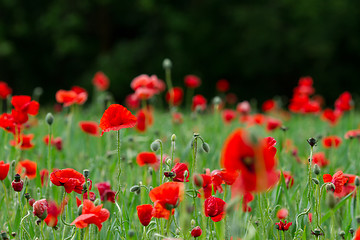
[192,94,207,111]
[0,81,12,99]
[136,152,158,166]
[172,112,183,124]
[334,174,357,198]
[165,87,184,106]
[135,87,157,100]
[136,108,153,133]
[0,161,10,181]
[236,101,251,115]
[266,117,282,131]
[164,163,189,182]
[125,94,140,110]
[10,134,34,150]
[136,204,153,226]
[71,86,88,105]
[40,169,49,187]
[322,136,342,148]
[50,168,86,194]
[222,109,236,124]
[55,90,78,107]
[276,208,288,219]
[0,113,19,134]
[242,192,254,212]
[99,104,137,136]
[131,74,164,92]
[216,79,230,92]
[312,152,329,167]
[323,171,348,194]
[43,135,63,151]
[184,75,201,88]
[204,196,226,222]
[211,169,239,186]
[345,129,360,139]
[191,226,202,238]
[335,91,352,112]
[149,182,184,220]
[355,227,360,240]
[92,72,110,91]
[282,171,294,188]
[294,76,314,95]
[16,159,37,179]
[79,121,100,136]
[262,99,276,112]
[71,199,110,231]
[289,93,310,113]
[221,129,279,194]
[11,96,39,116]
[44,200,64,227]
[275,220,292,231]
[226,93,238,105]
[95,182,116,203]
[194,171,223,199]
[321,109,342,125]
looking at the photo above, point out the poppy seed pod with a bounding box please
[45,113,54,126]
[307,137,317,147]
[150,140,160,152]
[202,142,210,153]
[162,58,172,69]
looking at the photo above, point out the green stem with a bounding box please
[159,141,163,185]
[115,130,122,198]
[48,124,52,171]
[166,211,173,236]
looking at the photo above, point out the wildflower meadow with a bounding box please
[1,61,360,240]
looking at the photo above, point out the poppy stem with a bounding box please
[1,180,7,204]
[48,123,52,172]
[115,130,122,198]
[159,140,164,185]
[164,67,174,109]
[166,212,173,236]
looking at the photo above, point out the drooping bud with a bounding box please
[313,164,320,175]
[45,113,54,126]
[326,183,336,191]
[355,176,360,187]
[1,231,9,240]
[312,178,319,185]
[150,140,160,152]
[162,58,172,69]
[349,228,355,235]
[130,185,141,195]
[202,142,210,153]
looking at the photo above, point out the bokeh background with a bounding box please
[1,0,359,106]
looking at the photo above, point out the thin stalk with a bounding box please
[115,130,122,198]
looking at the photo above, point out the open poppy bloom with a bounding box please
[355,227,360,240]
[43,135,63,151]
[79,121,100,136]
[55,90,78,107]
[282,171,294,188]
[165,87,184,106]
[335,91,352,112]
[334,174,357,198]
[344,129,360,139]
[11,95,39,116]
[236,101,251,115]
[99,104,137,136]
[275,220,292,231]
[321,108,342,125]
[71,199,110,231]
[323,171,348,194]
[184,75,201,88]
[44,200,64,227]
[40,169,49,187]
[136,152,158,166]
[16,159,37,179]
[136,108,153,133]
[149,182,184,220]
[0,161,10,181]
[222,109,236,124]
[0,81,12,99]
[216,79,230,92]
[125,94,140,110]
[262,99,276,112]
[10,134,35,150]
[312,152,329,167]
[92,72,110,91]
[194,171,223,199]
[0,113,19,134]
[95,182,116,203]
[50,168,86,194]
[192,95,207,111]
[204,196,226,222]
[221,129,279,195]
[131,74,165,93]
[71,86,88,105]
[172,112,183,124]
[136,204,153,226]
[164,163,189,182]
[322,136,342,148]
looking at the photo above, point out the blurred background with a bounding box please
[0,0,359,106]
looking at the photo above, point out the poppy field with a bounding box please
[1,64,360,240]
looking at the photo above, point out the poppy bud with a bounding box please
[183,170,189,179]
[11,160,16,169]
[35,219,41,225]
[12,174,23,192]
[313,164,320,175]
[162,58,172,69]
[128,229,135,237]
[202,142,210,153]
[24,193,30,200]
[326,192,336,209]
[191,226,202,238]
[307,137,317,147]
[339,230,345,239]
[1,231,9,240]
[77,204,83,216]
[164,171,176,178]
[176,228,181,235]
[191,219,196,227]
[171,134,176,142]
[130,185,141,195]
[349,228,355,235]
[150,140,160,152]
[148,167,153,176]
[94,198,101,206]
[45,113,54,126]
[34,87,43,97]
[212,96,222,106]
[326,183,336,191]
[312,178,319,185]
[11,232,16,238]
[311,228,322,236]
[280,126,288,132]
[356,216,360,223]
[355,177,360,187]
[83,169,89,178]
[33,199,48,220]
[166,158,171,166]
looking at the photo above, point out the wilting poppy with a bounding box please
[236,101,251,115]
[136,152,158,166]
[335,91,352,112]
[149,182,184,220]
[50,168,86,194]
[276,208,289,219]
[321,109,342,125]
[0,81,12,99]
[40,169,49,187]
[216,79,230,92]
[99,104,137,136]
[323,171,348,194]
[322,136,342,148]
[164,163,189,182]
[221,129,279,194]
[222,109,236,124]
[71,199,110,231]
[192,95,207,111]
[312,152,329,167]
[93,72,110,91]
[262,99,276,112]
[165,87,184,106]
[275,220,292,231]
[16,160,37,179]
[204,196,226,222]
[184,75,201,89]
[95,182,116,203]
[0,161,10,181]
[136,204,153,226]
[79,121,100,136]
